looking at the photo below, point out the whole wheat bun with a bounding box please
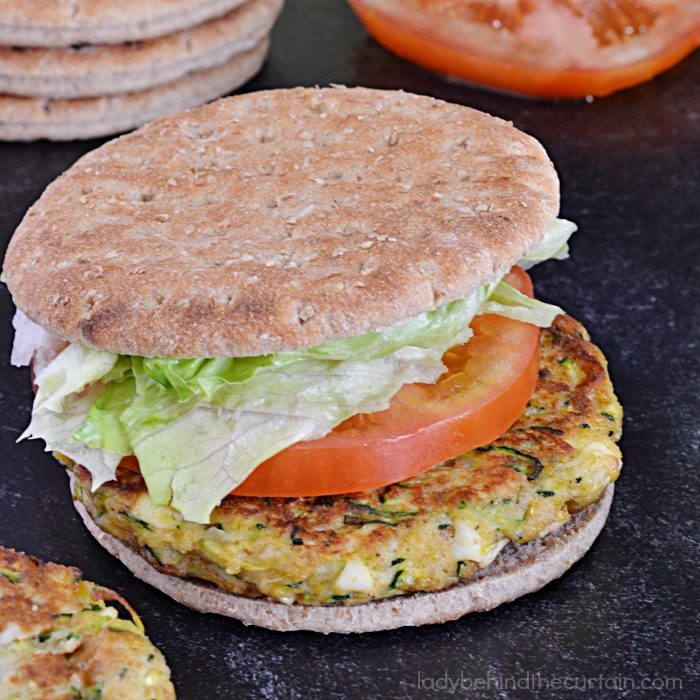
[4,87,559,358]
[71,475,613,634]
[0,40,269,142]
[0,0,282,99]
[0,0,249,48]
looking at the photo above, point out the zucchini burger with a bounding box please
[4,87,622,633]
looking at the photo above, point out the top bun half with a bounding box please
[3,87,559,358]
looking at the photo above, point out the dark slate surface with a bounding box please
[1,1,698,698]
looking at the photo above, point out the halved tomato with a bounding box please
[348,0,700,98]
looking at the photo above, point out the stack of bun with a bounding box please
[0,0,283,140]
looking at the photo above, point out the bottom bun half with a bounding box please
[70,473,613,634]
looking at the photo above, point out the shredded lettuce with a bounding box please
[16,219,575,523]
[21,347,123,488]
[519,218,576,269]
[480,281,562,326]
[10,310,60,368]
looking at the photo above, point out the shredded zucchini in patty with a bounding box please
[0,548,175,699]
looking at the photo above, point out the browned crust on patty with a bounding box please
[0,0,282,99]
[0,0,248,48]
[0,547,175,697]
[0,548,84,629]
[4,87,559,357]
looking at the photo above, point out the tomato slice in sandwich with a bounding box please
[348,0,700,98]
[229,266,541,496]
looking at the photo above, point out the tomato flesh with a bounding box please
[232,266,540,496]
[348,0,700,98]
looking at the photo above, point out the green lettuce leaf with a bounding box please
[33,344,118,413]
[73,376,136,456]
[519,218,576,269]
[20,348,124,487]
[133,290,485,406]
[479,281,563,326]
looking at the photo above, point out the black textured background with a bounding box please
[1,2,698,698]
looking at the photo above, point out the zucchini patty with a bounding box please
[0,547,175,699]
[70,314,622,606]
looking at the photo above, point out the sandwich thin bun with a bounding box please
[0,0,282,99]
[4,87,559,358]
[71,475,613,634]
[0,40,269,142]
[0,0,248,48]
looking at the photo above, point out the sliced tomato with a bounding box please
[226,266,539,496]
[348,0,700,98]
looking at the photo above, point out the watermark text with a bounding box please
[416,670,683,694]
